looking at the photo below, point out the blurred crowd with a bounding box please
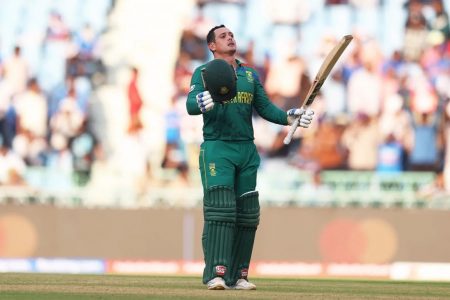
[0,1,111,190]
[171,0,450,193]
[1,0,450,205]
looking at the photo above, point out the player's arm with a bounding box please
[186,67,214,115]
[186,68,203,115]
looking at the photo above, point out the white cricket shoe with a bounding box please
[233,279,256,290]
[207,277,229,290]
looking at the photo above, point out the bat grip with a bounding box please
[283,105,311,145]
[283,116,300,145]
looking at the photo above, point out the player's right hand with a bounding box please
[196,91,214,113]
[287,108,314,127]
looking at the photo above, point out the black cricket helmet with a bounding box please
[201,59,237,103]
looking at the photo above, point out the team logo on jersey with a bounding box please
[190,85,195,92]
[209,163,216,176]
[246,71,254,83]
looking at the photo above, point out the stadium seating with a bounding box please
[257,167,438,209]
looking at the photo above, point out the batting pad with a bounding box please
[202,186,236,284]
[225,191,260,286]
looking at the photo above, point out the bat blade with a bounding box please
[283,35,353,145]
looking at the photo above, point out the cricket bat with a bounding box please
[283,34,353,145]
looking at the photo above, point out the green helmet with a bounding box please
[201,59,237,103]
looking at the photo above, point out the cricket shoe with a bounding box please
[232,279,256,290]
[206,277,229,290]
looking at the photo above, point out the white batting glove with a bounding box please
[196,91,214,113]
[287,108,315,128]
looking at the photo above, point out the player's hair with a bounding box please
[206,24,225,44]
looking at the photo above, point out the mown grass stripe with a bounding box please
[0,274,449,299]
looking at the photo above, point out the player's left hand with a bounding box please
[196,91,215,113]
[287,108,314,128]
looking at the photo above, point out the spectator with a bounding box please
[347,56,382,117]
[49,76,92,118]
[382,50,406,77]
[73,23,99,61]
[67,23,102,79]
[378,93,413,151]
[321,70,347,117]
[188,5,215,44]
[341,113,380,170]
[41,11,71,92]
[377,133,404,173]
[45,11,70,42]
[407,66,439,115]
[290,131,321,171]
[429,0,450,42]
[0,81,16,148]
[381,64,402,101]
[49,86,85,141]
[407,111,442,171]
[14,78,48,139]
[265,55,310,110]
[2,46,29,96]
[435,63,450,101]
[161,97,189,185]
[179,28,209,62]
[12,130,47,166]
[264,55,312,155]
[403,0,429,62]
[0,141,26,186]
[173,51,194,99]
[127,67,143,129]
[45,132,75,192]
[11,81,47,166]
[311,117,347,170]
[341,34,363,85]
[70,119,101,186]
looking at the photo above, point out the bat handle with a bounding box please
[283,116,300,145]
[283,104,311,145]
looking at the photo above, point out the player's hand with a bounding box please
[196,91,214,113]
[287,108,314,128]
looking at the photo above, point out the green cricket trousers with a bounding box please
[199,140,261,286]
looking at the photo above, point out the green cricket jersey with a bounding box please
[186,59,288,141]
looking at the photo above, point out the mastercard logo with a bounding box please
[0,214,38,257]
[319,218,398,264]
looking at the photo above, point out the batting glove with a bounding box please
[287,108,315,128]
[196,91,214,113]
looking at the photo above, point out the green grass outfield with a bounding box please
[1,273,450,299]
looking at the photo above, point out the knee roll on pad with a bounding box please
[236,191,260,227]
[204,186,236,223]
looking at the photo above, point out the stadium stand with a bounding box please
[0,0,450,209]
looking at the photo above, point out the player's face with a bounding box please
[209,27,236,55]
